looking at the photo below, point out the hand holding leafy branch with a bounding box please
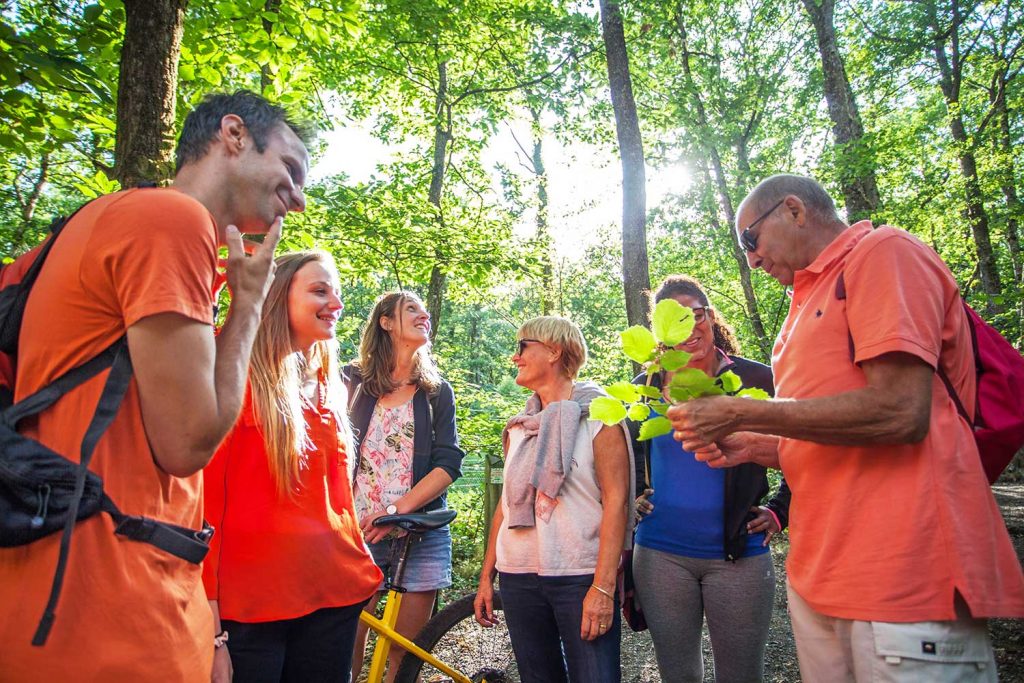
[590,299,768,440]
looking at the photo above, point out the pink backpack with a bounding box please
[838,274,1024,483]
[943,304,1024,483]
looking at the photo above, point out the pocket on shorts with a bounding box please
[870,619,995,681]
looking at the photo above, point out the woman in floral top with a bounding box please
[346,291,464,682]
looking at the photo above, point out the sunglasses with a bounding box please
[516,338,546,355]
[739,199,784,252]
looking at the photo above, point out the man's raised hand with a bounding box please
[223,217,283,309]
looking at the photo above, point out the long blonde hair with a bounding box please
[355,291,441,398]
[248,250,353,497]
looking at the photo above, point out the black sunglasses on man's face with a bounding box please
[739,199,785,252]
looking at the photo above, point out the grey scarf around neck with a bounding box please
[502,381,606,528]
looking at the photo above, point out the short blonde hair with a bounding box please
[518,316,588,379]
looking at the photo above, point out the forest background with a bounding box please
[2,0,1023,591]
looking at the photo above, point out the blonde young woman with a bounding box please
[347,292,464,682]
[475,316,633,683]
[203,251,382,683]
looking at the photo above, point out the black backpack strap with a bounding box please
[104,503,213,564]
[4,339,125,427]
[0,204,89,357]
[32,341,133,645]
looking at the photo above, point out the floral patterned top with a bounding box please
[354,399,416,533]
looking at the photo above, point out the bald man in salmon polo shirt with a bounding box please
[667,174,1024,682]
[0,91,311,681]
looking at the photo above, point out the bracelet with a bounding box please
[214,630,229,649]
[590,584,614,600]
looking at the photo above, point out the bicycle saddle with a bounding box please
[373,508,457,533]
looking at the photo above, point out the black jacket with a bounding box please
[343,364,465,512]
[630,355,792,561]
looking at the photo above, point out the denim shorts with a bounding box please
[368,525,452,593]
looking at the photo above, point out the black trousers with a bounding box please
[222,601,366,683]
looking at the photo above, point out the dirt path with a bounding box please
[618,483,1024,682]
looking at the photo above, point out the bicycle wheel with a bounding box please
[393,590,518,683]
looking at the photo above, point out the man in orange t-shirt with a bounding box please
[669,174,1024,682]
[0,91,310,681]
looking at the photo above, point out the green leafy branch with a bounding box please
[590,298,769,440]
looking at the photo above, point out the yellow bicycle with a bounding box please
[360,509,516,683]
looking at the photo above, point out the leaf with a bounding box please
[737,387,770,400]
[719,371,742,393]
[660,349,691,371]
[627,403,650,421]
[620,326,657,364]
[638,417,673,441]
[83,4,103,22]
[652,298,695,347]
[669,368,715,391]
[649,402,668,416]
[605,382,639,403]
[635,385,662,399]
[668,386,693,403]
[589,396,627,425]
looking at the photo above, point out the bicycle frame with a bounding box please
[359,523,482,683]
[360,590,474,683]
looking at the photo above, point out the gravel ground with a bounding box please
[621,484,1024,682]
[365,483,1024,682]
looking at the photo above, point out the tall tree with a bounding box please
[674,10,770,354]
[801,0,880,221]
[114,0,187,187]
[599,0,651,331]
[924,0,1003,304]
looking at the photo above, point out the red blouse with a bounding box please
[202,384,382,622]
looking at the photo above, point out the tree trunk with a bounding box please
[530,107,554,315]
[801,0,880,222]
[260,0,282,93]
[676,11,768,354]
[599,0,651,332]
[706,156,769,355]
[926,0,1002,304]
[993,81,1022,285]
[425,60,451,340]
[115,0,186,188]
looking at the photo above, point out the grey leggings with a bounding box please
[632,544,775,683]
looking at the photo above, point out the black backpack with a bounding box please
[0,206,212,646]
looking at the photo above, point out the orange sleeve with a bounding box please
[844,229,948,369]
[84,191,218,329]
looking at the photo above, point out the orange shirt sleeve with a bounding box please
[83,191,218,328]
[844,229,949,369]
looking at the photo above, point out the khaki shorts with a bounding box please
[786,582,997,682]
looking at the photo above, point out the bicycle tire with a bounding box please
[393,590,518,683]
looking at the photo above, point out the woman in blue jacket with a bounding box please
[346,291,464,682]
[631,275,791,683]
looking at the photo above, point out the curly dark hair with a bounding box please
[174,90,313,172]
[652,275,740,355]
